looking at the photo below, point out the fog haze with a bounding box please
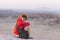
[0,0,60,11]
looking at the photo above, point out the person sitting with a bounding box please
[13,14,30,39]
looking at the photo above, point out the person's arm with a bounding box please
[17,18,30,30]
[17,18,29,27]
[16,18,25,30]
[24,22,30,26]
[24,22,30,34]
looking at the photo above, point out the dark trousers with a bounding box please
[19,30,29,39]
[16,25,29,39]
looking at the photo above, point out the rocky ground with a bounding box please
[0,18,60,40]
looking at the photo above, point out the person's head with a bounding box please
[20,14,28,21]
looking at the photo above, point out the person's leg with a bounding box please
[17,26,30,39]
[17,30,29,39]
[24,26,30,35]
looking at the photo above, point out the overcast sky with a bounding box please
[0,0,60,10]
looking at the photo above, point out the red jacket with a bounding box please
[13,18,30,35]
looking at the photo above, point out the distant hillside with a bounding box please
[0,10,19,17]
[0,10,60,19]
[0,10,60,26]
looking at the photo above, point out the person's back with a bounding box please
[13,15,30,39]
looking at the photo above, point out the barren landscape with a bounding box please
[0,12,60,40]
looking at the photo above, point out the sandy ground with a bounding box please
[0,19,60,40]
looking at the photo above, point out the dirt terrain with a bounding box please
[0,18,60,40]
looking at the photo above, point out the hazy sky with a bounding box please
[0,0,60,10]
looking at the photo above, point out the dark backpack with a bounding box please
[16,24,29,39]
